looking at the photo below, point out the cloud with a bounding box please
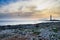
[0,0,60,20]
[0,0,33,13]
[0,0,60,13]
[0,12,33,19]
[0,0,20,6]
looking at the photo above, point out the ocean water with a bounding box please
[0,20,38,25]
[0,19,59,26]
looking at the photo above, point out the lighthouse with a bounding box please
[50,15,53,21]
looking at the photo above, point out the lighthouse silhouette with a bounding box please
[50,15,53,21]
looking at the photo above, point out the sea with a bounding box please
[0,19,59,26]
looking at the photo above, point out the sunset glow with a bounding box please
[0,0,60,20]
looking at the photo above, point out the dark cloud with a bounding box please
[0,13,12,19]
[0,12,34,19]
[17,12,33,18]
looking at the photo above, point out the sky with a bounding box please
[0,0,60,21]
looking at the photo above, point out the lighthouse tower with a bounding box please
[50,15,53,21]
